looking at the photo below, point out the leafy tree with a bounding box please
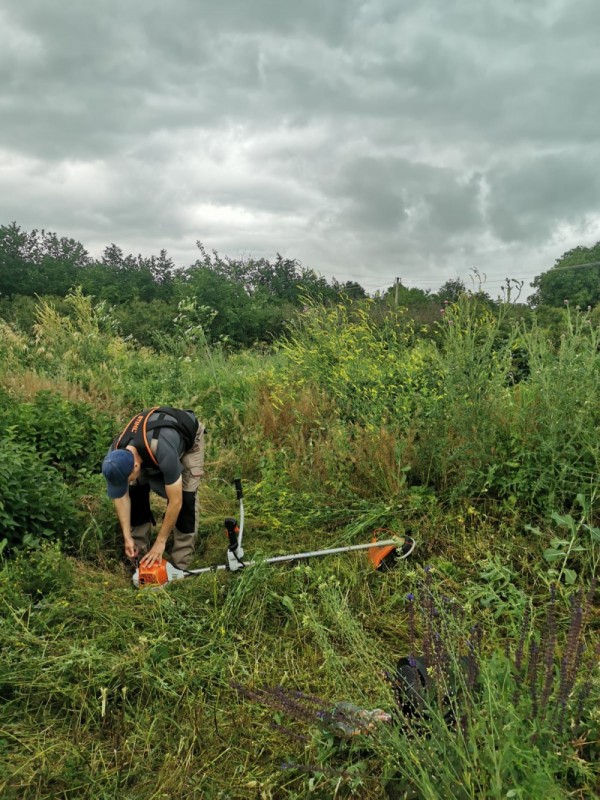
[378,281,431,308]
[436,278,467,303]
[184,244,360,345]
[96,245,173,302]
[0,226,373,346]
[179,264,270,345]
[371,282,436,334]
[0,223,89,298]
[249,254,304,302]
[254,257,338,304]
[79,245,178,304]
[194,242,340,305]
[111,298,180,347]
[146,250,177,294]
[331,279,367,300]
[529,242,600,308]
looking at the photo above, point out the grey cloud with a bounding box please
[487,152,600,243]
[2,0,600,291]
[424,173,484,235]
[325,155,484,241]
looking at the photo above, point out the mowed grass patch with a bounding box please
[0,542,418,799]
[2,525,599,799]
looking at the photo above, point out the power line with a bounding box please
[360,259,600,291]
[310,257,600,294]
[540,258,600,272]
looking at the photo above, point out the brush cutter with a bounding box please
[132,479,415,588]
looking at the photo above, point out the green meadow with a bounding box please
[1,291,598,799]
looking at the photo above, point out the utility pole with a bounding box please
[394,276,400,307]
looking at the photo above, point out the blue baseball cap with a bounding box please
[102,449,134,499]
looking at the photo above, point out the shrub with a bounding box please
[0,390,115,477]
[412,297,600,514]
[275,299,441,428]
[0,435,79,552]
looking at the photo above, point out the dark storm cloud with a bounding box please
[487,151,600,243]
[327,156,484,238]
[1,0,600,292]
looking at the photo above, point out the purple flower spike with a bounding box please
[406,593,415,602]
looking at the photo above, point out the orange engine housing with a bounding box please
[138,560,171,587]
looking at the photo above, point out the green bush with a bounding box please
[0,435,79,552]
[491,311,600,511]
[412,298,600,514]
[0,390,115,477]
[275,299,441,428]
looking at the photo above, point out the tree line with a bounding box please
[1,221,599,348]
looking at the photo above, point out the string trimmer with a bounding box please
[132,479,415,588]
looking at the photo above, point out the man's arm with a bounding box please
[113,492,137,558]
[139,477,183,567]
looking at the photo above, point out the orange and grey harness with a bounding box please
[113,406,198,468]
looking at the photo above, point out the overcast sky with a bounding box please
[1,0,599,297]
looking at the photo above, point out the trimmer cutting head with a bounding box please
[368,531,415,571]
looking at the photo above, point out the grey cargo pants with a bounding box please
[130,423,205,569]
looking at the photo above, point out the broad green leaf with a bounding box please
[563,568,577,585]
[550,511,575,530]
[543,548,565,563]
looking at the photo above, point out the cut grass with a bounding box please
[2,515,598,799]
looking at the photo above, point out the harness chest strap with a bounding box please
[114,407,161,468]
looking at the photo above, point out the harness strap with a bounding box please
[141,407,161,467]
[148,413,166,463]
[114,410,147,451]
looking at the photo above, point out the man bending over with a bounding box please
[101,406,205,569]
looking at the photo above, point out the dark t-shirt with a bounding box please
[145,424,184,488]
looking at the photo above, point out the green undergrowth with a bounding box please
[1,292,599,798]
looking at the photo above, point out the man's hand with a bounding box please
[123,534,138,560]
[140,540,166,568]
